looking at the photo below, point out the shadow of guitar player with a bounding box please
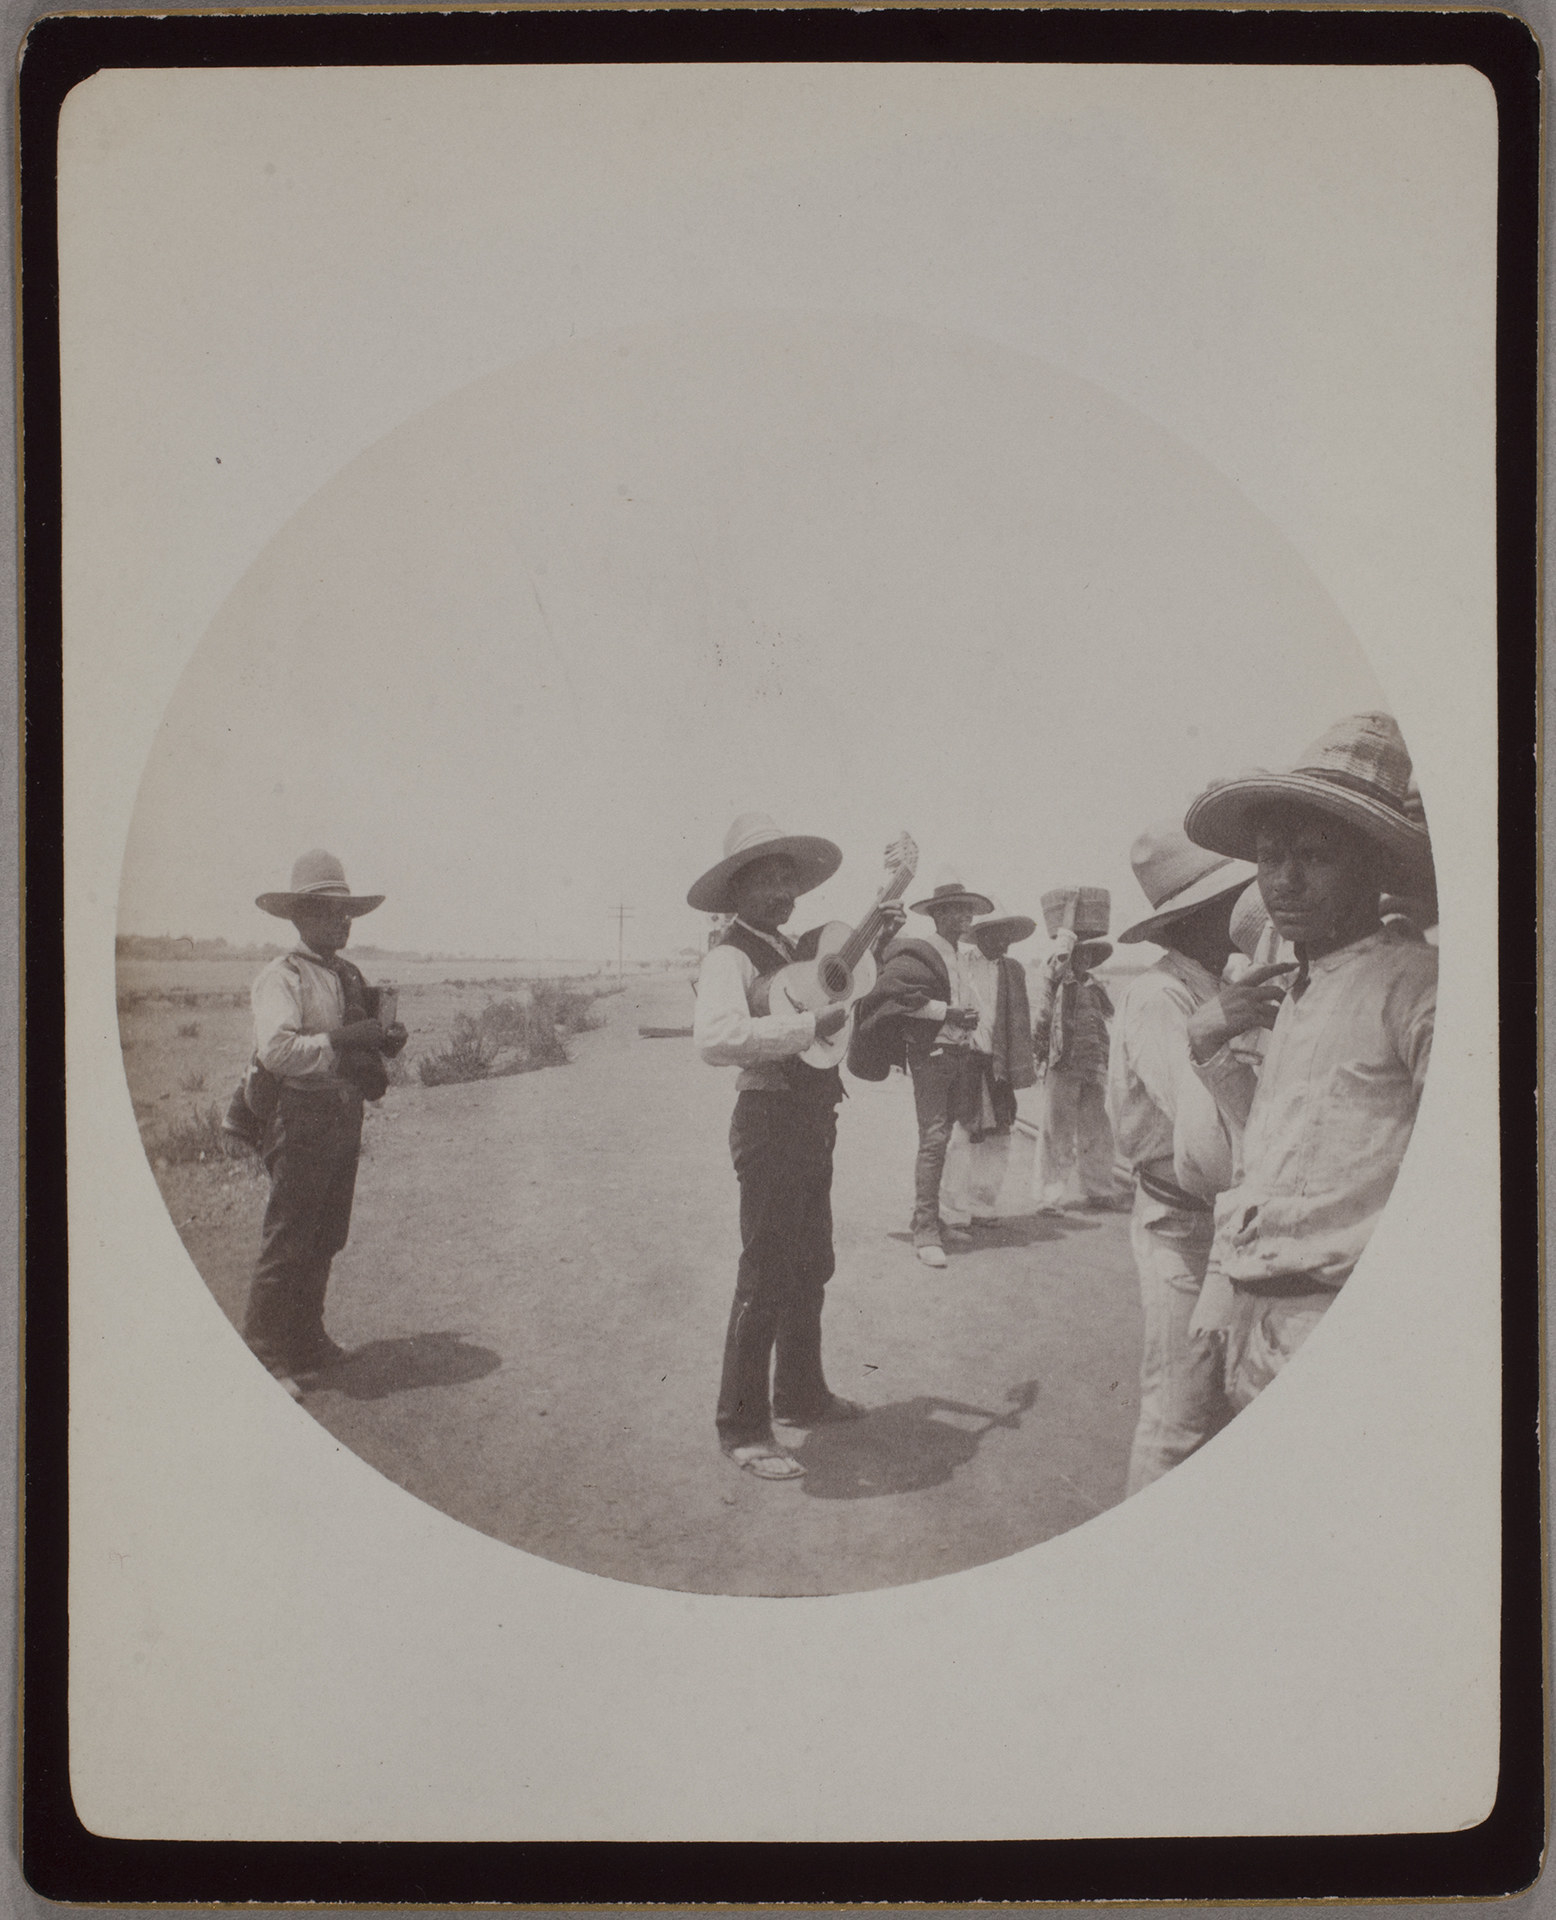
[794,1380,1040,1499]
[884,1210,1098,1254]
[306,1331,503,1402]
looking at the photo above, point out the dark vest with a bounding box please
[719,921,843,1106]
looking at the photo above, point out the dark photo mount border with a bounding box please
[18,5,1542,1904]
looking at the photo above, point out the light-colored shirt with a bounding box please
[693,920,818,1093]
[251,944,350,1089]
[1107,951,1248,1209]
[959,946,1000,1054]
[1195,927,1437,1290]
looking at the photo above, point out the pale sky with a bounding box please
[120,312,1383,960]
[67,63,1489,963]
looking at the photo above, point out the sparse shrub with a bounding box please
[475,997,531,1045]
[417,1013,498,1087]
[179,1070,206,1093]
[410,990,586,1086]
[538,977,615,1031]
[176,1020,201,1039]
[144,1103,229,1167]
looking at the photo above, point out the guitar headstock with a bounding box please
[884,832,919,883]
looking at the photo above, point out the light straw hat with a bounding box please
[1228,882,1276,962]
[256,849,384,919]
[1184,712,1432,890]
[967,900,1038,947]
[687,813,842,913]
[1117,826,1257,946]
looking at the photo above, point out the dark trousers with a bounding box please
[716,1091,837,1447]
[243,1085,364,1370]
[909,1048,968,1243]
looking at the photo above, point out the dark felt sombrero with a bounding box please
[910,867,994,917]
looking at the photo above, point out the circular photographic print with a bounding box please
[118,314,1435,1595]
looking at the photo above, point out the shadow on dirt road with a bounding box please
[318,1332,503,1401]
[794,1381,1041,1498]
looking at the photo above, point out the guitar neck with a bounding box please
[837,862,916,971]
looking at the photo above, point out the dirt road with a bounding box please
[175,977,1143,1596]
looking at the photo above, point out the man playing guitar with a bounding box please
[690,815,909,1481]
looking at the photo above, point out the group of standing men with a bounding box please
[225,711,1435,1511]
[689,710,1436,1489]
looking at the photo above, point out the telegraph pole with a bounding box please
[609,902,636,979]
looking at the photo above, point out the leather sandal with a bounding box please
[724,1442,806,1481]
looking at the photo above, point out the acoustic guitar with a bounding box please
[753,833,919,1069]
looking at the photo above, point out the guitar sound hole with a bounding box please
[819,957,851,997]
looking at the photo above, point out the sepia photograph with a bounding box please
[115,305,1430,1593]
[25,8,1536,1890]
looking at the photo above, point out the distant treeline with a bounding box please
[116,934,283,962]
[114,932,677,967]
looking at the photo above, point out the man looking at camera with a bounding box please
[242,850,408,1399]
[850,868,994,1270]
[1182,714,1436,1407]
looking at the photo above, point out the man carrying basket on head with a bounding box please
[1032,886,1130,1213]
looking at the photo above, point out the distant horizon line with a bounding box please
[114,931,699,964]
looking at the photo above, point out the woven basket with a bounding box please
[1040,886,1110,939]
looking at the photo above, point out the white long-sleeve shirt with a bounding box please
[1107,950,1249,1210]
[251,944,350,1088]
[1194,927,1436,1291]
[693,921,818,1092]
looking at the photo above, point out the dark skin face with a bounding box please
[290,897,354,958]
[1159,892,1238,977]
[928,901,978,946]
[1253,803,1381,960]
[728,854,800,934]
[972,927,1013,961]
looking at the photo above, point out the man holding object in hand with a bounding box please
[1183,713,1437,1408]
[691,815,906,1480]
[242,850,408,1398]
[850,867,993,1270]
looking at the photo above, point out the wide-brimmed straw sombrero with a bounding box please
[1184,712,1432,889]
[1118,824,1257,946]
[687,812,842,913]
[968,901,1038,947]
[256,849,384,919]
[910,867,995,917]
